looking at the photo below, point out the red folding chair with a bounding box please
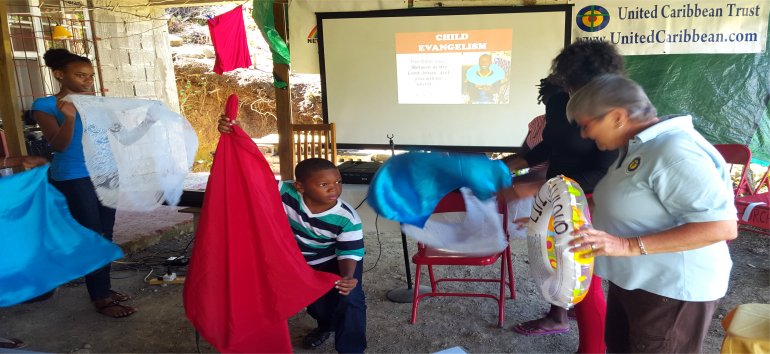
[409,191,515,328]
[714,144,770,236]
[714,144,753,197]
[751,166,769,195]
[735,166,770,236]
[735,191,770,236]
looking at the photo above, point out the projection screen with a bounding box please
[317,5,572,151]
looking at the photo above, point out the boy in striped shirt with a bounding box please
[279,158,366,353]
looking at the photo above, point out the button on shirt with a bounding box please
[592,115,736,302]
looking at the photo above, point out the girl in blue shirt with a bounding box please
[32,49,136,318]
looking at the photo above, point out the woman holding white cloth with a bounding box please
[566,74,737,353]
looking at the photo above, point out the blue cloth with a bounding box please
[31,96,89,181]
[0,166,123,307]
[367,152,512,227]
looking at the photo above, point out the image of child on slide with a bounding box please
[465,54,506,104]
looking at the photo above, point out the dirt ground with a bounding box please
[1,227,768,353]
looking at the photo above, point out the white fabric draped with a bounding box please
[401,187,507,256]
[65,95,198,210]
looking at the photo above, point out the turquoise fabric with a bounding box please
[0,166,123,307]
[367,152,512,227]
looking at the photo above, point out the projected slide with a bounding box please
[318,6,570,150]
[395,30,512,104]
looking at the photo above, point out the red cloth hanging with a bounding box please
[208,6,253,75]
[183,96,339,352]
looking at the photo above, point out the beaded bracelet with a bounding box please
[636,236,648,255]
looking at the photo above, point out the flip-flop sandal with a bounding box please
[512,323,570,336]
[95,300,137,318]
[110,290,131,302]
[0,337,27,349]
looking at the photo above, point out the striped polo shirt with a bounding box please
[279,181,364,266]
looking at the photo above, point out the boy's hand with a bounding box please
[335,277,358,296]
[218,115,236,134]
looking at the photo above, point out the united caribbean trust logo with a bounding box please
[577,5,610,32]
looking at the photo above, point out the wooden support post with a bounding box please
[0,4,28,157]
[273,0,293,180]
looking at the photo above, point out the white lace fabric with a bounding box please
[65,95,198,211]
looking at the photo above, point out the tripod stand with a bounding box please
[384,134,430,303]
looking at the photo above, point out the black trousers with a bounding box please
[50,177,116,301]
[307,260,367,354]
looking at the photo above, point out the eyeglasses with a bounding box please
[577,110,612,132]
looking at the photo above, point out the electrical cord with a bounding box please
[142,269,155,283]
[348,193,382,273]
[109,233,195,279]
[363,214,382,273]
[353,195,367,210]
[181,237,195,254]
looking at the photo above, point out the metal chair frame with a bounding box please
[409,191,515,328]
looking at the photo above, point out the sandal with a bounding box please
[0,337,27,349]
[302,328,332,349]
[109,290,131,302]
[94,299,137,318]
[512,323,570,336]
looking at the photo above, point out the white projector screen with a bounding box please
[317,6,572,151]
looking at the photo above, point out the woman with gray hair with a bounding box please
[566,74,737,353]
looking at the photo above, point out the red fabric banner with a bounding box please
[183,117,339,352]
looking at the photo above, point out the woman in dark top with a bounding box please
[505,41,624,354]
[522,90,618,190]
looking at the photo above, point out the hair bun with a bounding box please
[43,48,74,70]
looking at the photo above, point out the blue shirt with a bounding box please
[31,96,89,181]
[592,115,736,301]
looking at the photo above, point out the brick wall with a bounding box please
[91,5,180,113]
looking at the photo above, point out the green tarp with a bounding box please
[252,0,290,88]
[626,26,770,164]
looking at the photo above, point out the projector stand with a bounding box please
[386,230,430,303]
[384,134,430,303]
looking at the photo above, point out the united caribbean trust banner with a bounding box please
[571,0,769,54]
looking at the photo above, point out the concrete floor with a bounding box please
[113,207,194,254]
